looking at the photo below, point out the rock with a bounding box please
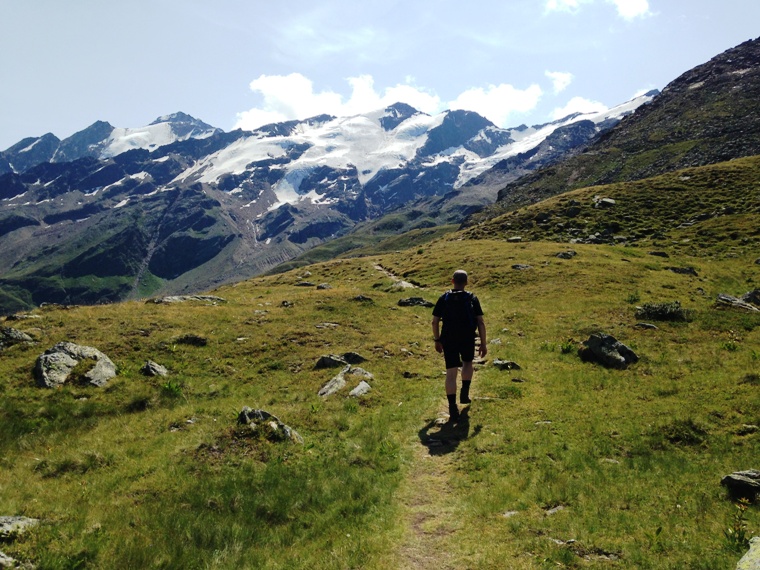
[556,250,577,259]
[352,295,373,303]
[315,322,339,329]
[346,366,374,380]
[318,365,349,397]
[294,281,315,287]
[738,425,759,436]
[315,354,348,369]
[721,470,760,500]
[755,258,760,265]
[397,297,434,307]
[717,294,760,312]
[512,264,532,271]
[0,327,34,350]
[343,352,367,365]
[301,271,312,278]
[35,342,117,388]
[319,365,374,397]
[593,197,616,208]
[742,290,760,306]
[494,359,522,371]
[237,407,303,444]
[579,334,639,369]
[648,251,670,258]
[141,360,168,377]
[389,280,416,290]
[5,313,41,321]
[507,236,522,242]
[349,381,372,397]
[316,283,332,290]
[0,516,39,540]
[281,300,293,307]
[147,295,226,304]
[736,537,760,570]
[634,323,659,330]
[665,266,699,277]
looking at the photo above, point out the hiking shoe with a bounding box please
[460,394,471,404]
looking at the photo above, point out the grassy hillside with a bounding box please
[1,162,758,568]
[462,155,760,258]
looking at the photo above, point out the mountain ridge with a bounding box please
[0,94,654,314]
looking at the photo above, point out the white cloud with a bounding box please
[551,96,607,120]
[449,83,543,127]
[545,0,650,19]
[607,0,651,19]
[235,73,541,131]
[545,71,574,94]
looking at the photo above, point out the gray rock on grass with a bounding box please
[34,342,116,388]
[579,334,638,369]
[721,469,760,501]
[141,360,168,377]
[736,537,760,570]
[319,365,374,397]
[0,327,34,350]
[237,407,303,444]
[0,516,39,540]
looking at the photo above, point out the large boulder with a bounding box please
[579,334,639,369]
[34,342,117,388]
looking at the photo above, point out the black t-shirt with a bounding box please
[432,289,483,339]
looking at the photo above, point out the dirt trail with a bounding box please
[395,411,472,569]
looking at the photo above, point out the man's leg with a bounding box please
[445,367,460,421]
[460,360,473,404]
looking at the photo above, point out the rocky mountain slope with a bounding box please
[468,36,760,220]
[0,97,652,314]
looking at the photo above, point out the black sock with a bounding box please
[447,394,459,417]
[461,380,471,404]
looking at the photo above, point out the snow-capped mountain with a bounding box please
[0,95,656,312]
[0,112,220,175]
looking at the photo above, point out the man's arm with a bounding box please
[432,316,443,353]
[476,315,487,357]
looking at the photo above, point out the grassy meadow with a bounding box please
[1,163,759,568]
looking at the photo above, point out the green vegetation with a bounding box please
[1,158,759,568]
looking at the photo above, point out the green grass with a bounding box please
[1,161,759,567]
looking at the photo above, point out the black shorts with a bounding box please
[442,336,475,369]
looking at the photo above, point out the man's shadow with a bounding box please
[417,407,481,456]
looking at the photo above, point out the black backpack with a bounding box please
[442,290,476,333]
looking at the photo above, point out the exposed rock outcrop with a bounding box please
[34,342,116,388]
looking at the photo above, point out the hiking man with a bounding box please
[431,269,487,422]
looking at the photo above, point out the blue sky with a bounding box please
[1,0,758,149]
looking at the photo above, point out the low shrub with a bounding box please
[635,301,694,322]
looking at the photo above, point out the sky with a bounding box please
[1,0,758,150]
